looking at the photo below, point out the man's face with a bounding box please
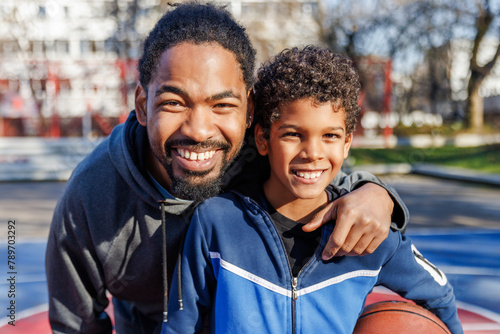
[136,42,252,200]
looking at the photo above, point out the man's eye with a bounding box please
[214,103,235,108]
[163,101,181,106]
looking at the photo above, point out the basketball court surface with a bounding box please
[1,229,499,333]
[1,177,500,333]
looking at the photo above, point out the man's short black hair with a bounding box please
[138,2,256,90]
[254,45,361,135]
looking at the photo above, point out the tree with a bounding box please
[319,0,500,132]
[466,0,500,132]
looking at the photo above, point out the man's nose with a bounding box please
[180,108,217,142]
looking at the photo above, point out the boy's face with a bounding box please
[255,98,352,203]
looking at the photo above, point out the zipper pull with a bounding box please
[291,277,298,300]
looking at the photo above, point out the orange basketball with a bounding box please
[353,301,451,334]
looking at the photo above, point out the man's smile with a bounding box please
[176,148,216,161]
[170,146,225,173]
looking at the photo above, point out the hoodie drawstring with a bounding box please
[177,248,184,310]
[161,202,184,323]
[161,202,168,322]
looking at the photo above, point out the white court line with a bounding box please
[407,228,500,236]
[372,287,500,326]
[439,266,500,276]
[462,323,500,331]
[0,303,48,328]
[0,239,48,245]
[457,301,500,326]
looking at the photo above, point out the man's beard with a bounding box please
[168,165,228,202]
[161,139,236,202]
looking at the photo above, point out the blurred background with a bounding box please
[1,0,500,135]
[0,0,499,179]
[1,1,500,332]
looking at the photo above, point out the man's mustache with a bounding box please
[165,139,231,155]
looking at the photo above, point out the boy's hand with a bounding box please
[302,183,394,260]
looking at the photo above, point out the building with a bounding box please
[0,0,321,137]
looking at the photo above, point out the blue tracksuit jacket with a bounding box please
[163,191,463,334]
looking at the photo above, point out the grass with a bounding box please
[348,144,500,174]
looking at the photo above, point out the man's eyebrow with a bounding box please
[154,85,185,98]
[207,90,242,102]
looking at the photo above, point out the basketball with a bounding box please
[353,301,451,334]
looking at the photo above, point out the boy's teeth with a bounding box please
[177,149,215,161]
[296,171,322,179]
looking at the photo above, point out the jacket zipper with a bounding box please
[290,226,330,334]
[244,196,327,334]
[262,207,297,333]
[291,276,298,334]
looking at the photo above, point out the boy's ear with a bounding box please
[246,89,255,128]
[135,84,148,126]
[254,124,269,156]
[343,133,353,159]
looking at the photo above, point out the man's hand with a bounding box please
[303,183,394,260]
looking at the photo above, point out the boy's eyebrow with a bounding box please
[277,124,345,132]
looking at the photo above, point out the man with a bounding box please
[46,3,408,333]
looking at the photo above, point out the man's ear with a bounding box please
[246,89,255,128]
[254,124,269,156]
[343,133,353,159]
[135,84,148,127]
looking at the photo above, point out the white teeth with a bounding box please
[295,171,322,179]
[177,149,216,161]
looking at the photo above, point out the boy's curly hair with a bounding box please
[138,2,256,90]
[254,45,360,135]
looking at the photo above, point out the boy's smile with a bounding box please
[256,98,352,216]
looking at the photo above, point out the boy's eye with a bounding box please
[324,133,340,139]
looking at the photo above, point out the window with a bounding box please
[38,6,46,18]
[55,40,70,54]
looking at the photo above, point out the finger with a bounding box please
[363,234,387,255]
[344,233,373,256]
[345,233,387,256]
[303,201,337,232]
[321,221,351,260]
[336,225,366,256]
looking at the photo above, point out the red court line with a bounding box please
[2,290,499,333]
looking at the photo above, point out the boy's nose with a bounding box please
[299,139,323,161]
[180,108,217,142]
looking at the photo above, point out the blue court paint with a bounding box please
[1,229,499,323]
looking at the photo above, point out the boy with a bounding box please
[162,46,462,333]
